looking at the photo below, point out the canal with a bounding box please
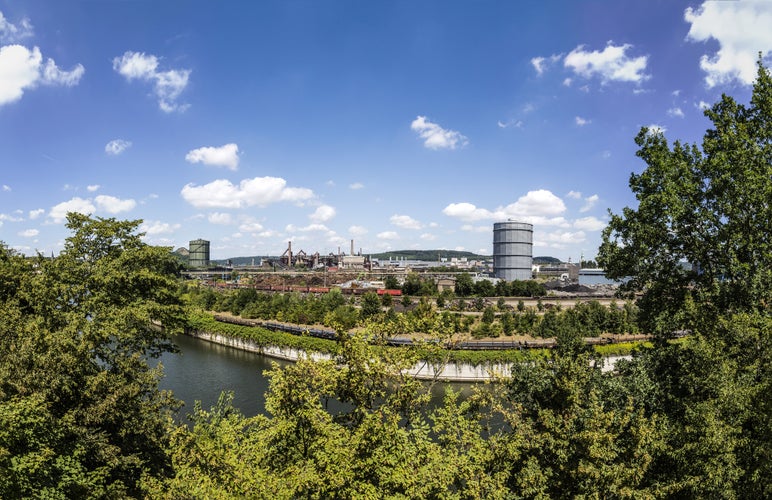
[157,334,478,421]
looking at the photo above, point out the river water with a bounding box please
[157,334,477,421]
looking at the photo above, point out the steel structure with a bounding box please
[492,221,533,281]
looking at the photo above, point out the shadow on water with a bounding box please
[157,334,481,423]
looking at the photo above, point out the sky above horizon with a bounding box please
[1,0,770,262]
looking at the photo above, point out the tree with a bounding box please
[359,291,382,320]
[598,61,772,497]
[599,60,772,337]
[0,214,185,498]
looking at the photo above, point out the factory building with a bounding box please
[189,239,211,268]
[492,221,533,281]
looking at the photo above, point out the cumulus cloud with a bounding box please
[94,195,136,214]
[86,184,100,192]
[574,216,606,231]
[139,220,180,235]
[286,223,331,233]
[0,45,84,106]
[208,212,233,225]
[567,190,582,200]
[390,214,423,230]
[538,230,588,248]
[564,42,649,84]
[181,176,314,209]
[185,143,239,170]
[0,11,33,43]
[105,139,131,155]
[2,184,10,192]
[112,51,190,112]
[443,190,569,226]
[685,1,772,87]
[349,182,364,190]
[667,107,685,118]
[420,233,436,241]
[29,208,44,219]
[49,197,95,223]
[310,204,336,222]
[580,194,599,213]
[349,225,368,236]
[530,54,562,75]
[238,219,264,233]
[411,116,468,150]
[18,228,38,237]
[442,202,495,222]
[377,231,400,240]
[497,119,523,129]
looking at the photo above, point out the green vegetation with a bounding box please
[2,63,771,498]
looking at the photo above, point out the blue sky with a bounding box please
[1,1,770,262]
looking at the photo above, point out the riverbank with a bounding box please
[186,327,632,382]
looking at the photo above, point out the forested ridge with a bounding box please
[1,63,771,499]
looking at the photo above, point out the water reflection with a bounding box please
[157,334,478,421]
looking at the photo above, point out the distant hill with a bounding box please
[533,256,563,264]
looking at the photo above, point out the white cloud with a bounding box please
[377,231,400,240]
[411,116,468,150]
[140,220,180,235]
[310,204,336,222]
[504,189,566,217]
[563,78,572,87]
[2,184,10,192]
[0,45,84,106]
[208,212,233,225]
[286,223,331,233]
[86,184,100,192]
[497,119,523,129]
[697,100,710,110]
[580,194,599,213]
[390,214,423,230]
[442,202,495,222]
[574,216,606,231]
[0,213,22,222]
[181,176,315,209]
[685,1,772,87]
[420,233,436,241]
[567,190,582,200]
[94,195,136,214]
[49,197,95,223]
[185,143,239,170]
[105,139,131,155]
[575,116,590,126]
[0,11,33,43]
[646,124,667,135]
[28,208,44,219]
[538,230,588,248]
[349,182,364,190]
[112,51,190,112]
[530,54,561,75]
[18,228,38,237]
[238,219,264,233]
[564,42,649,84]
[461,224,490,233]
[443,190,569,226]
[667,107,685,118]
[349,225,368,236]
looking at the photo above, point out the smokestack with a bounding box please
[350,239,354,256]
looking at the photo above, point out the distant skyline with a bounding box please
[1,1,771,261]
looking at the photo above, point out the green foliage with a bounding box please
[0,214,185,497]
